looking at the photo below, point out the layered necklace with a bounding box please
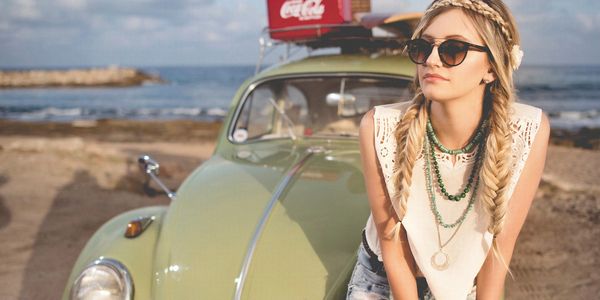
[424,116,488,271]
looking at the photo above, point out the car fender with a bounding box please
[61,205,168,300]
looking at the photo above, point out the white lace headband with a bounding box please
[424,0,523,70]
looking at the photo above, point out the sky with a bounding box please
[0,0,599,68]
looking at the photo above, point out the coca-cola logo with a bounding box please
[280,0,325,21]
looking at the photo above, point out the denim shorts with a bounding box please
[346,242,435,300]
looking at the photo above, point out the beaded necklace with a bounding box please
[428,130,478,202]
[426,116,488,202]
[424,131,487,270]
[426,117,488,155]
[424,135,485,228]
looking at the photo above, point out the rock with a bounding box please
[0,66,165,88]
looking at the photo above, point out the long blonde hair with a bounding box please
[387,0,521,278]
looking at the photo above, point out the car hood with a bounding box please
[151,141,370,298]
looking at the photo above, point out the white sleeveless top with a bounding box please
[363,101,542,300]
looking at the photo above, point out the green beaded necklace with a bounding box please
[424,133,486,228]
[428,133,481,202]
[425,131,487,271]
[426,117,488,155]
[426,115,488,202]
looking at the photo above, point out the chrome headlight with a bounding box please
[70,258,134,300]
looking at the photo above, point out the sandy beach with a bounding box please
[0,120,598,300]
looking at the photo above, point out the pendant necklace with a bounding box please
[431,215,465,270]
[423,133,486,270]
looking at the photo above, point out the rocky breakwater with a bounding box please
[0,66,165,88]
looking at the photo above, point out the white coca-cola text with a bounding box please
[280,0,325,21]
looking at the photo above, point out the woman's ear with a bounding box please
[482,68,496,84]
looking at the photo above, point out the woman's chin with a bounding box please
[421,91,447,102]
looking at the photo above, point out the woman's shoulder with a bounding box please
[507,102,548,154]
[508,101,547,139]
[509,102,543,124]
[373,100,412,119]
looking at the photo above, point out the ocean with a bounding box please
[1,65,599,130]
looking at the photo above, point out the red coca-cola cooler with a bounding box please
[267,0,355,41]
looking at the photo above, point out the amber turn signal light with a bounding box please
[124,216,154,238]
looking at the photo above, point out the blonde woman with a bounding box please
[347,0,550,299]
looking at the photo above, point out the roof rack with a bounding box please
[255,12,422,74]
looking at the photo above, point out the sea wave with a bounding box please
[0,106,228,122]
[548,110,600,130]
[1,105,599,130]
[518,83,600,93]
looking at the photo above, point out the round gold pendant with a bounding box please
[431,250,449,270]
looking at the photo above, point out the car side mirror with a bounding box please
[139,155,160,176]
[138,154,176,200]
[326,92,360,117]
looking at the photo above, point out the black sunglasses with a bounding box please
[405,38,489,67]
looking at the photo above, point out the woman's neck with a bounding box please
[429,97,485,151]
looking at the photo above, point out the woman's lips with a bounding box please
[423,73,449,82]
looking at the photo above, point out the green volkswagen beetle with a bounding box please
[62,13,420,300]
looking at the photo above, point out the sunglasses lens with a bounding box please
[407,39,432,64]
[439,40,469,66]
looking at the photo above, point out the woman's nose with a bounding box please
[425,46,443,67]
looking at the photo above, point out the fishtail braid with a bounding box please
[478,82,516,278]
[385,93,429,241]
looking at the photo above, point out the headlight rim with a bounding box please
[70,257,134,300]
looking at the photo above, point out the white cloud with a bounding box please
[204,31,222,42]
[575,12,600,32]
[224,20,242,32]
[123,16,165,31]
[0,20,10,31]
[371,0,427,13]
[11,0,41,20]
[56,0,87,10]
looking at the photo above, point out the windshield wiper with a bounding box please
[267,97,297,141]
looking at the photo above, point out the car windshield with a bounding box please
[230,75,412,143]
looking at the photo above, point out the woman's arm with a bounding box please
[358,109,419,300]
[476,112,550,300]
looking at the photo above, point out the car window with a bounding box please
[234,85,276,140]
[231,76,411,143]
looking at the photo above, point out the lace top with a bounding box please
[363,101,542,300]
